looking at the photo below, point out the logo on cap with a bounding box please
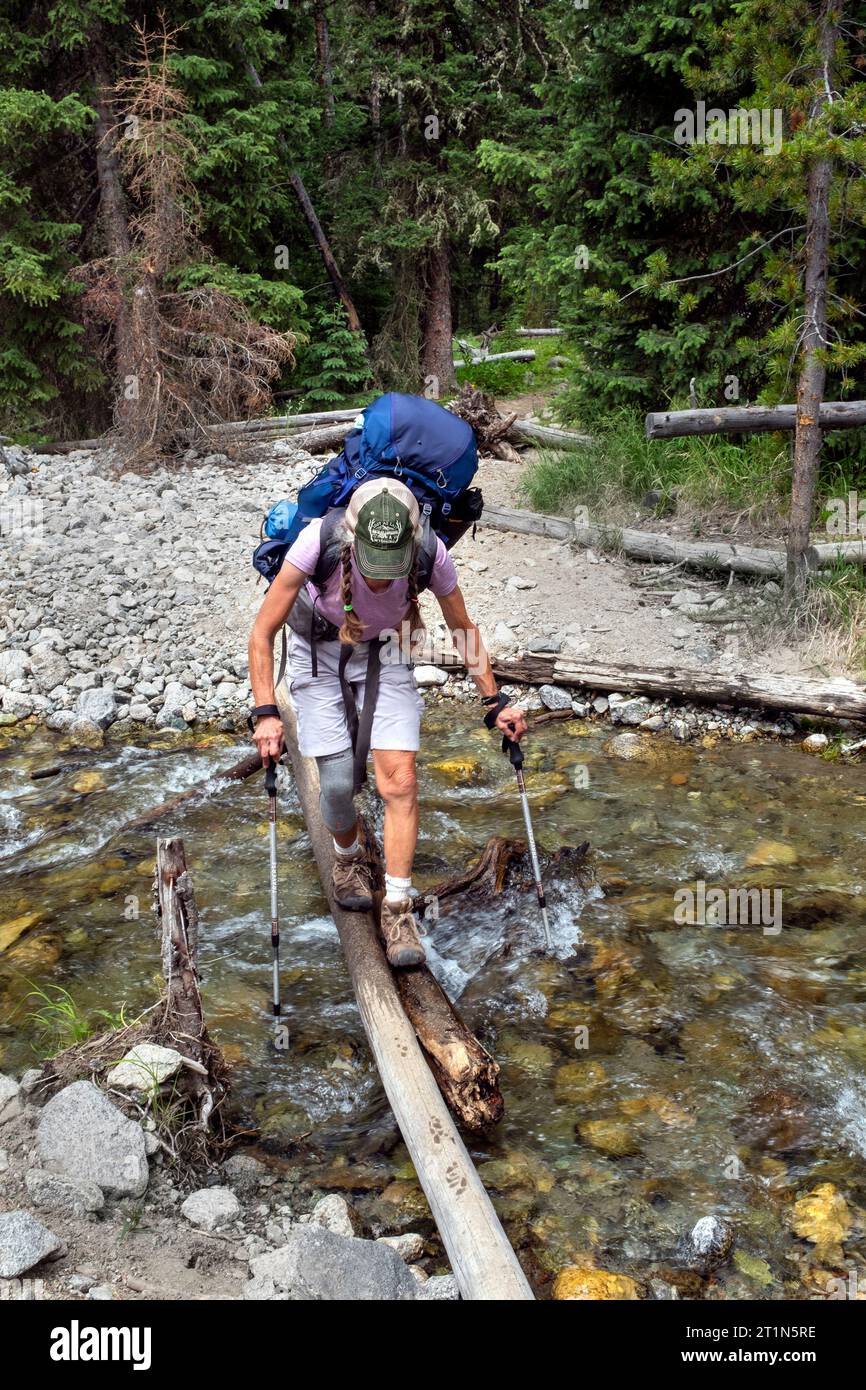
[366,514,402,545]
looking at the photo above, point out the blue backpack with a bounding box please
[253,393,482,586]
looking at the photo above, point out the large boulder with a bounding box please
[246,1226,419,1301]
[36,1080,148,1197]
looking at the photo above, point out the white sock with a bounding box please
[385,873,412,904]
[334,835,360,857]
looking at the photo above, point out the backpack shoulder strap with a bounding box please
[311,509,347,588]
[415,523,438,592]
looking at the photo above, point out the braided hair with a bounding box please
[338,538,427,650]
[338,544,364,644]
[404,550,425,637]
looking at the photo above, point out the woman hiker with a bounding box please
[248,477,527,969]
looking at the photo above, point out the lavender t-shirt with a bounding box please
[285,518,458,641]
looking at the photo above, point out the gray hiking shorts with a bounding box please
[287,632,424,759]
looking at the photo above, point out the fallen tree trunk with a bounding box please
[276,691,532,1300]
[480,503,866,574]
[117,750,262,834]
[229,421,353,453]
[508,421,593,451]
[646,401,866,440]
[276,695,503,1131]
[454,347,536,366]
[223,407,360,433]
[514,328,562,338]
[490,655,866,724]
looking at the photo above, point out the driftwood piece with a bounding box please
[117,751,262,834]
[491,654,866,724]
[393,965,503,1131]
[420,836,528,905]
[646,401,866,440]
[480,503,866,574]
[154,837,229,1133]
[276,691,532,1300]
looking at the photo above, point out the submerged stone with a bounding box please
[0,911,41,953]
[553,1266,642,1300]
[577,1118,640,1157]
[745,839,798,868]
[790,1183,850,1257]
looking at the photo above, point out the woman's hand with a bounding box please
[496,705,528,741]
[252,716,285,762]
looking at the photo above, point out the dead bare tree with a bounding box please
[97,20,294,465]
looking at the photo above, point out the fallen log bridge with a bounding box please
[276,689,533,1301]
[490,655,866,725]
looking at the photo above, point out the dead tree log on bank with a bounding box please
[645,401,866,439]
[514,328,562,338]
[276,691,532,1300]
[480,503,866,575]
[508,420,593,451]
[489,655,866,724]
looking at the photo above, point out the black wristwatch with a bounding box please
[248,703,281,731]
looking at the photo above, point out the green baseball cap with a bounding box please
[349,482,417,579]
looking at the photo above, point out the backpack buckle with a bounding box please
[354,467,367,481]
[441,501,451,516]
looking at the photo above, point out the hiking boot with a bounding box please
[380,898,426,969]
[332,851,374,911]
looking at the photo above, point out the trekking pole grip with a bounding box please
[502,733,524,769]
[265,756,278,795]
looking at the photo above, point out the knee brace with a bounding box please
[316,748,356,834]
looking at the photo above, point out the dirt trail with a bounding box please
[452,398,845,682]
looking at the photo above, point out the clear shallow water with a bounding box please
[1,714,865,1297]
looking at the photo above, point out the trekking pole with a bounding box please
[501,732,554,954]
[265,756,282,1027]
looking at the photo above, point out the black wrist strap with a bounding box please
[483,691,509,729]
[248,703,281,731]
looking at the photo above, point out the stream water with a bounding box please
[1,711,865,1298]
